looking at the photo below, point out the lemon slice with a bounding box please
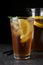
[18,19,33,43]
[29,16,43,28]
[29,16,41,19]
[34,21,43,28]
[33,16,43,28]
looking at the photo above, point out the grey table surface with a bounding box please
[0,43,43,65]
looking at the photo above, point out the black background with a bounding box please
[0,1,43,44]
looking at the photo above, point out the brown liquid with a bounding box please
[10,22,32,56]
[32,18,43,51]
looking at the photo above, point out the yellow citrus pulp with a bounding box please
[18,19,33,43]
[29,16,43,28]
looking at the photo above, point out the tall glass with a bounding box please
[9,16,34,59]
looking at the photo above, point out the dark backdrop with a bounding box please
[0,1,43,44]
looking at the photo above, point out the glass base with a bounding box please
[13,54,30,60]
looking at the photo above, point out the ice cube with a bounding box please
[13,24,19,30]
[12,16,18,23]
[11,16,19,30]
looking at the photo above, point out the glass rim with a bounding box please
[8,16,34,20]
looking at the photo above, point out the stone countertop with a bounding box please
[0,43,43,65]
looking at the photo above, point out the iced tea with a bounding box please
[10,17,34,59]
[33,16,43,51]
